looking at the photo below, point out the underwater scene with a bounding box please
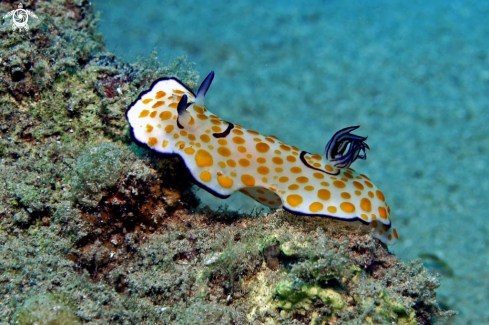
[0,0,487,323]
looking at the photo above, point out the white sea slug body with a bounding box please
[126,72,398,245]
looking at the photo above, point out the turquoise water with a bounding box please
[94,0,489,323]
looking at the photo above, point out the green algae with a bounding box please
[11,294,81,325]
[70,142,133,206]
[275,280,345,311]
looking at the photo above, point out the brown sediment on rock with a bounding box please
[0,1,454,324]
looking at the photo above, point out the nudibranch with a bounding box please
[126,72,398,245]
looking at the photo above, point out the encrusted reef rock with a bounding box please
[0,1,454,324]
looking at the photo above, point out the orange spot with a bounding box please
[147,137,158,146]
[333,181,346,188]
[200,170,212,182]
[304,185,314,191]
[150,111,157,118]
[200,134,211,143]
[265,137,275,143]
[237,146,247,153]
[257,166,270,175]
[232,129,244,135]
[197,114,208,120]
[210,119,221,125]
[371,221,378,228]
[290,167,302,173]
[155,91,166,99]
[360,214,369,221]
[286,155,296,163]
[232,136,245,144]
[256,142,270,153]
[218,162,226,168]
[142,98,153,104]
[257,189,265,194]
[188,134,196,141]
[353,181,364,190]
[217,176,234,188]
[139,110,150,118]
[238,159,250,167]
[193,105,204,113]
[241,174,255,186]
[317,189,331,201]
[146,124,154,132]
[195,150,213,167]
[320,181,330,187]
[343,171,354,179]
[152,101,165,109]
[360,198,372,212]
[168,102,178,108]
[309,202,324,213]
[257,157,266,164]
[162,140,169,148]
[280,144,291,151]
[340,202,355,213]
[393,229,399,239]
[286,194,303,207]
[341,192,351,199]
[227,159,236,167]
[388,234,393,241]
[173,89,185,94]
[165,125,174,133]
[365,181,373,188]
[296,176,309,183]
[325,165,334,172]
[368,191,374,198]
[211,126,222,133]
[218,139,227,145]
[217,147,232,157]
[173,133,179,139]
[159,111,172,120]
[288,184,299,190]
[311,154,322,161]
[230,171,237,177]
[376,190,385,201]
[247,130,260,135]
[327,206,337,213]
[275,167,283,173]
[279,176,289,183]
[272,157,283,165]
[378,207,388,219]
